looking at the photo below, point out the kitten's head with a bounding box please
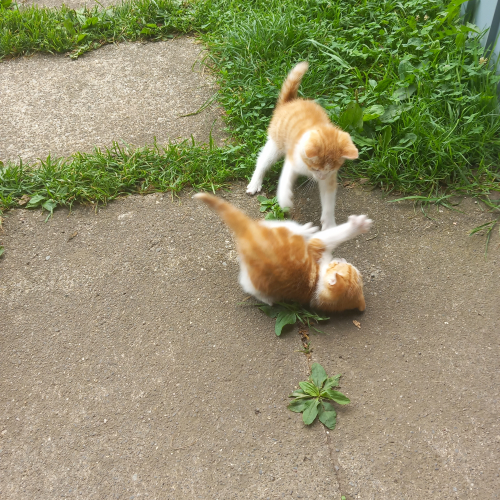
[317,258,365,312]
[300,128,358,181]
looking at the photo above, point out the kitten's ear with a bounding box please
[341,133,359,160]
[341,144,359,160]
[304,131,320,159]
[328,272,337,286]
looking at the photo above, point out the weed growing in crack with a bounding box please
[297,324,313,357]
[257,302,329,336]
[296,342,312,355]
[288,363,350,430]
[257,195,289,220]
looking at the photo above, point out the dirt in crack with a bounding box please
[297,324,312,361]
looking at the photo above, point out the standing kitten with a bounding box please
[195,193,371,312]
[246,62,358,229]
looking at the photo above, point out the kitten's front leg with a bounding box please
[319,172,338,230]
[315,214,372,251]
[247,138,282,195]
[276,159,298,209]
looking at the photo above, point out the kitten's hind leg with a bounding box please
[247,138,282,195]
[239,262,274,305]
[276,159,298,209]
[315,215,372,251]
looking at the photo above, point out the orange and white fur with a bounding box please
[195,193,371,312]
[246,61,358,229]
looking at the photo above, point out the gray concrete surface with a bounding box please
[0,39,226,163]
[296,187,500,499]
[1,182,498,499]
[0,187,339,499]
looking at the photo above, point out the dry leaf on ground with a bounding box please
[18,195,31,206]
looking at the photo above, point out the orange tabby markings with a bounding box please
[246,62,358,230]
[195,193,371,313]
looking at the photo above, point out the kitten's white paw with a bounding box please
[348,214,372,234]
[277,192,293,210]
[246,181,262,195]
[301,222,320,237]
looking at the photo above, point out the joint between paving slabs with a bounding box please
[326,431,348,500]
[298,325,348,497]
[297,325,312,364]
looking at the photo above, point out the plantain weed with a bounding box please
[258,301,329,336]
[257,195,289,220]
[288,363,350,430]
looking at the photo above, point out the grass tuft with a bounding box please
[0,0,195,59]
[0,141,249,213]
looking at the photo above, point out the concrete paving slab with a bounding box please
[0,185,340,499]
[0,39,226,163]
[294,186,500,499]
[1,182,499,499]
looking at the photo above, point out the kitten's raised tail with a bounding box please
[277,61,309,106]
[194,193,252,237]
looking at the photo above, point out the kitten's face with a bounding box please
[318,258,366,311]
[301,128,358,181]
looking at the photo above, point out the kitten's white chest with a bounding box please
[292,144,313,176]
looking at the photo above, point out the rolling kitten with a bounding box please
[195,193,371,312]
[246,61,358,229]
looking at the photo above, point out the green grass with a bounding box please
[0,0,194,59]
[1,0,499,222]
[204,0,500,196]
[0,140,245,213]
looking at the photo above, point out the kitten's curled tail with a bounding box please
[194,193,252,237]
[277,61,309,106]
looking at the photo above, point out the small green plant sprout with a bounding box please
[258,301,329,336]
[257,195,289,220]
[469,219,499,256]
[0,246,5,258]
[296,341,312,355]
[288,363,350,430]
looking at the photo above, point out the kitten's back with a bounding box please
[195,193,323,303]
[270,62,341,152]
[269,100,332,151]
